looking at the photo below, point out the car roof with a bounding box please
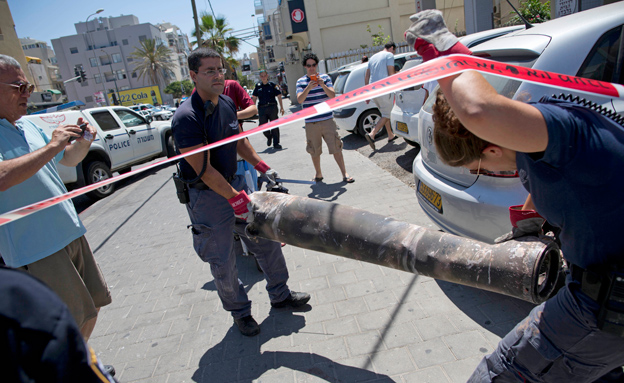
[472,2,624,73]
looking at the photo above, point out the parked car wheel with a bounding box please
[166,135,177,158]
[357,109,381,136]
[84,161,115,200]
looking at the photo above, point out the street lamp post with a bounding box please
[100,50,120,105]
[85,9,107,105]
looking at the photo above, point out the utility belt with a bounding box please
[569,263,624,337]
[172,173,235,204]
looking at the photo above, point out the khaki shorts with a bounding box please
[305,118,343,156]
[19,236,112,328]
[373,94,394,118]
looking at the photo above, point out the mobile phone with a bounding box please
[309,74,318,82]
[68,123,87,143]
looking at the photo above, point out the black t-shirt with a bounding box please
[0,265,117,382]
[171,92,240,180]
[517,98,624,269]
[252,81,281,106]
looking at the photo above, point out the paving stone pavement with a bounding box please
[83,99,535,382]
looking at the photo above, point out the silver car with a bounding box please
[413,2,624,243]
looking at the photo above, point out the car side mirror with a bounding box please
[146,115,153,123]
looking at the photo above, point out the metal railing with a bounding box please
[325,41,412,72]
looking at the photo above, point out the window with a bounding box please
[70,47,78,54]
[94,74,102,84]
[114,109,146,127]
[262,23,272,40]
[112,53,122,63]
[100,55,111,65]
[132,72,137,78]
[139,35,147,42]
[89,57,98,67]
[85,96,94,103]
[577,26,624,84]
[127,57,133,62]
[115,69,126,80]
[122,39,129,46]
[90,111,120,131]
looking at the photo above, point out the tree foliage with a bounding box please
[129,39,176,87]
[510,0,551,25]
[366,24,391,47]
[164,80,193,98]
[191,14,241,79]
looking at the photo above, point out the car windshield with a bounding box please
[334,72,350,94]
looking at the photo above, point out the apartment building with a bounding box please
[20,38,64,93]
[52,15,187,108]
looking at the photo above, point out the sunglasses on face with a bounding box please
[2,81,35,95]
[305,63,317,68]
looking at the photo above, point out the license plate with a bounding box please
[418,181,443,213]
[396,121,409,133]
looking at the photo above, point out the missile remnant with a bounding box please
[248,192,562,304]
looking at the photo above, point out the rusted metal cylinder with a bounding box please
[248,192,562,304]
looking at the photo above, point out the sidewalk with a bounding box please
[84,100,534,382]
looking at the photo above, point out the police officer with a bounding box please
[171,48,310,337]
[252,70,285,149]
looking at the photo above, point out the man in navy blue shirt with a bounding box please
[171,48,310,337]
[405,9,624,382]
[252,70,284,149]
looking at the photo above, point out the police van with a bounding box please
[22,106,175,200]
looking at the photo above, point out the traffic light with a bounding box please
[74,67,82,83]
[80,69,87,82]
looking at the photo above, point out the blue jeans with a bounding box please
[469,275,624,382]
[185,175,290,319]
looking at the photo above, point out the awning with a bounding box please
[31,100,85,115]
[46,89,62,94]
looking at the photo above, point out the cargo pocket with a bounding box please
[188,224,218,263]
[510,322,562,378]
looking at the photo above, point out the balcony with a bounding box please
[255,0,263,14]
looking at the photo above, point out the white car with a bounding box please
[332,52,421,136]
[390,25,525,146]
[149,107,174,121]
[413,2,624,243]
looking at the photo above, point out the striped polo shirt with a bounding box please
[296,73,334,123]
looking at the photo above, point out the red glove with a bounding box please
[254,161,270,173]
[228,190,254,222]
[495,205,545,243]
[410,37,472,62]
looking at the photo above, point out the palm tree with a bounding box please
[129,39,177,87]
[191,14,241,78]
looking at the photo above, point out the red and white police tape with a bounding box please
[1,54,623,227]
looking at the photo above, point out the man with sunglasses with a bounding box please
[296,53,354,183]
[0,54,112,344]
[171,48,310,337]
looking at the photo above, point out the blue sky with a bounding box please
[7,0,260,58]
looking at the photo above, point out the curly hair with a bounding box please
[302,53,319,66]
[432,90,490,167]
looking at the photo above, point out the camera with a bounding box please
[68,123,87,143]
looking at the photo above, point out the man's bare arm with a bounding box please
[0,124,85,191]
[437,71,548,153]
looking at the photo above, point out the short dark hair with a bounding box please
[302,53,319,67]
[433,90,490,167]
[361,55,369,63]
[188,48,221,72]
[385,42,397,50]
